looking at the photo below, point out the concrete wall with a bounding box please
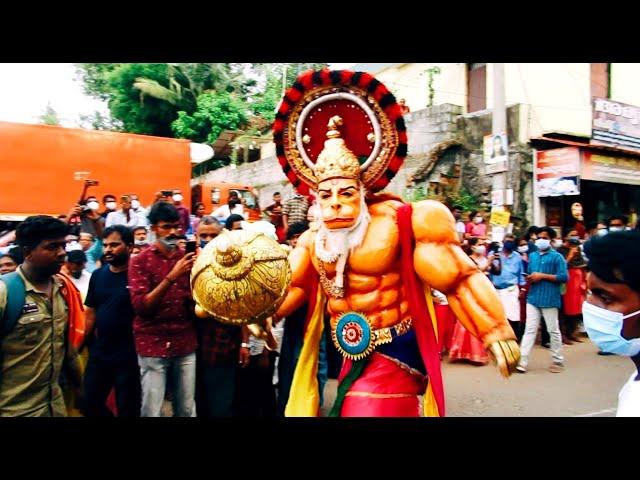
[373,63,467,115]
[610,63,640,107]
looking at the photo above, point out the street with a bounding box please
[320,337,633,417]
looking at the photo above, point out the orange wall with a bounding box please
[0,122,191,217]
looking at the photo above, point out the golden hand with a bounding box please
[487,339,521,377]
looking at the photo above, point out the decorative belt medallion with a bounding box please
[333,312,374,361]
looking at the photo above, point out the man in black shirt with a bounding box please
[82,225,141,416]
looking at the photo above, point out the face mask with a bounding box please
[552,239,563,248]
[134,240,147,247]
[503,240,516,251]
[597,228,608,237]
[517,245,529,253]
[159,237,178,251]
[87,201,100,211]
[583,302,640,356]
[199,240,209,249]
[569,236,580,241]
[609,226,624,232]
[472,246,486,255]
[473,217,483,224]
[173,194,183,202]
[106,201,117,210]
[131,200,140,209]
[535,238,551,250]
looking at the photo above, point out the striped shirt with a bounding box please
[526,249,569,309]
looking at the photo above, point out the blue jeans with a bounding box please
[138,352,196,417]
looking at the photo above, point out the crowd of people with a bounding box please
[0,186,329,417]
[1,188,639,417]
[440,206,640,386]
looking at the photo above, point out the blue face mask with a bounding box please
[199,240,209,249]
[583,301,640,356]
[535,238,551,251]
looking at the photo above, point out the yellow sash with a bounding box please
[284,287,326,417]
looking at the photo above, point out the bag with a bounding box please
[0,271,26,338]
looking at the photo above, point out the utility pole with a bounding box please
[490,63,508,240]
[492,63,506,193]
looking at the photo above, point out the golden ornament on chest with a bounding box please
[191,230,291,347]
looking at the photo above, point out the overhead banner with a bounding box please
[592,97,640,151]
[535,147,580,197]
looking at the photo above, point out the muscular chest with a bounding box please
[311,216,400,277]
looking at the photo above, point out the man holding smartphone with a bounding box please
[128,202,197,416]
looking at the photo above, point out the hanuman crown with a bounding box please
[313,116,361,184]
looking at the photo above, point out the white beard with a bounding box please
[315,188,371,262]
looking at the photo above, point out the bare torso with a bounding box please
[309,200,409,331]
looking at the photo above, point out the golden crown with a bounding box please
[313,116,361,184]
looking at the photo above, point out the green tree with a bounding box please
[250,63,327,123]
[75,63,121,101]
[39,102,61,125]
[171,90,249,144]
[77,111,123,131]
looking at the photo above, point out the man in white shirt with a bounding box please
[451,205,466,244]
[212,198,244,223]
[105,195,147,229]
[582,231,640,416]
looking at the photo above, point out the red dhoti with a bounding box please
[337,353,428,417]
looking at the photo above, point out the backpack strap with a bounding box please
[0,271,27,339]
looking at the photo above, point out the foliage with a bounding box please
[404,185,480,213]
[425,66,441,107]
[250,63,327,123]
[76,111,123,131]
[171,91,249,144]
[39,102,60,125]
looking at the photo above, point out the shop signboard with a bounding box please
[535,147,580,197]
[592,97,640,151]
[581,151,640,185]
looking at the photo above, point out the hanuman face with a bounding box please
[317,178,362,230]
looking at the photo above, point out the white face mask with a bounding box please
[552,239,563,248]
[105,201,117,210]
[472,245,486,255]
[583,302,640,356]
[609,226,624,232]
[87,201,100,211]
[517,245,529,253]
[131,200,141,209]
[173,194,183,202]
[473,217,483,224]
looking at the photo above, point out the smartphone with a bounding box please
[185,240,197,254]
[161,190,173,197]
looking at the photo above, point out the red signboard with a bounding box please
[535,147,581,197]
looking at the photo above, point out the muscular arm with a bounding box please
[412,200,515,346]
[274,229,315,322]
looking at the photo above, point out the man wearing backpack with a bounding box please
[0,215,84,416]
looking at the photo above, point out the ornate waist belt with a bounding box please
[331,312,413,361]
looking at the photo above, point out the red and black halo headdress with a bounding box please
[272,69,408,195]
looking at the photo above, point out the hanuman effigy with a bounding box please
[270,69,520,417]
